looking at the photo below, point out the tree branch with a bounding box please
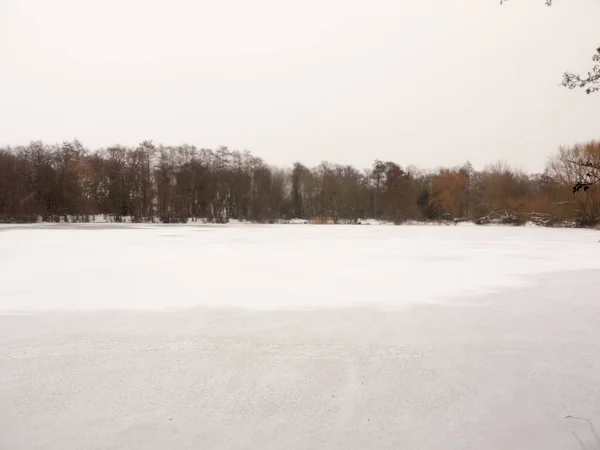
[566,159,600,193]
[562,48,600,94]
[502,0,599,94]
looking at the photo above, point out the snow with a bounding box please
[357,218,391,225]
[1,224,600,449]
[0,224,598,312]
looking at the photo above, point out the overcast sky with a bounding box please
[1,0,599,172]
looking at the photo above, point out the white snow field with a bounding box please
[1,224,600,450]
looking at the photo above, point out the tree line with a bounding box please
[0,140,599,226]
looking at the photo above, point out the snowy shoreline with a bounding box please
[1,219,598,230]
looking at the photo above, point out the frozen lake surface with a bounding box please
[1,224,600,449]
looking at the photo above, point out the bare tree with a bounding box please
[1,138,599,227]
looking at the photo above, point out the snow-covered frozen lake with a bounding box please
[1,224,600,449]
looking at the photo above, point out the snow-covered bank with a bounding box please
[2,214,598,229]
[1,225,600,449]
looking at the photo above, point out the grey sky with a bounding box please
[1,0,599,172]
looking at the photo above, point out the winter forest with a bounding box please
[0,139,599,226]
